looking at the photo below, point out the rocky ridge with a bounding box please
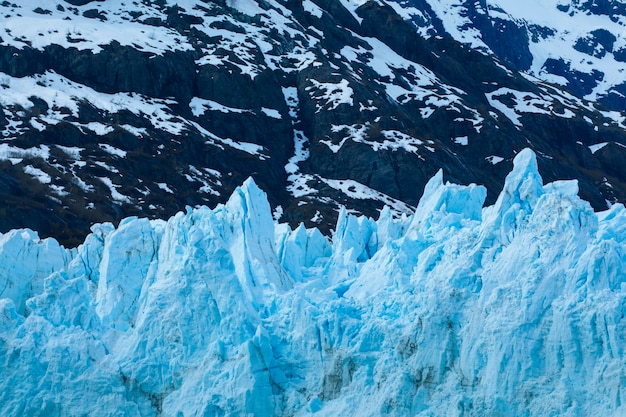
[1,0,626,244]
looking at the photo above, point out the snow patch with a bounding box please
[306,79,354,113]
[486,155,505,164]
[23,165,51,184]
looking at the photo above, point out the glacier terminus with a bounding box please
[1,149,625,416]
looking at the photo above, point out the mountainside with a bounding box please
[403,0,626,110]
[1,0,626,244]
[1,149,625,416]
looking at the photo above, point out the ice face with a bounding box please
[1,150,626,416]
[0,229,74,315]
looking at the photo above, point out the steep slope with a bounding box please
[1,149,625,416]
[1,0,626,245]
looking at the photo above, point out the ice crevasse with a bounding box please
[0,148,625,416]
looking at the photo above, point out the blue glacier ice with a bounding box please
[1,149,626,416]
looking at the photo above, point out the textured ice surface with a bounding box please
[1,150,626,416]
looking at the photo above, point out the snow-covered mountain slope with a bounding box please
[1,149,625,416]
[402,0,626,109]
[1,0,626,245]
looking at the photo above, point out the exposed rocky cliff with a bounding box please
[1,0,626,244]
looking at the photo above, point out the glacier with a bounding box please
[1,148,626,416]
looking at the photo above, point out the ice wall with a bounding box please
[1,149,625,416]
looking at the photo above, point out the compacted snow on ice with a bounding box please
[1,149,625,416]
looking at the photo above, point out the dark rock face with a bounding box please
[579,0,626,16]
[542,58,606,97]
[64,0,104,5]
[38,43,197,103]
[0,0,626,245]
[602,82,626,109]
[574,29,616,58]
[463,2,533,71]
